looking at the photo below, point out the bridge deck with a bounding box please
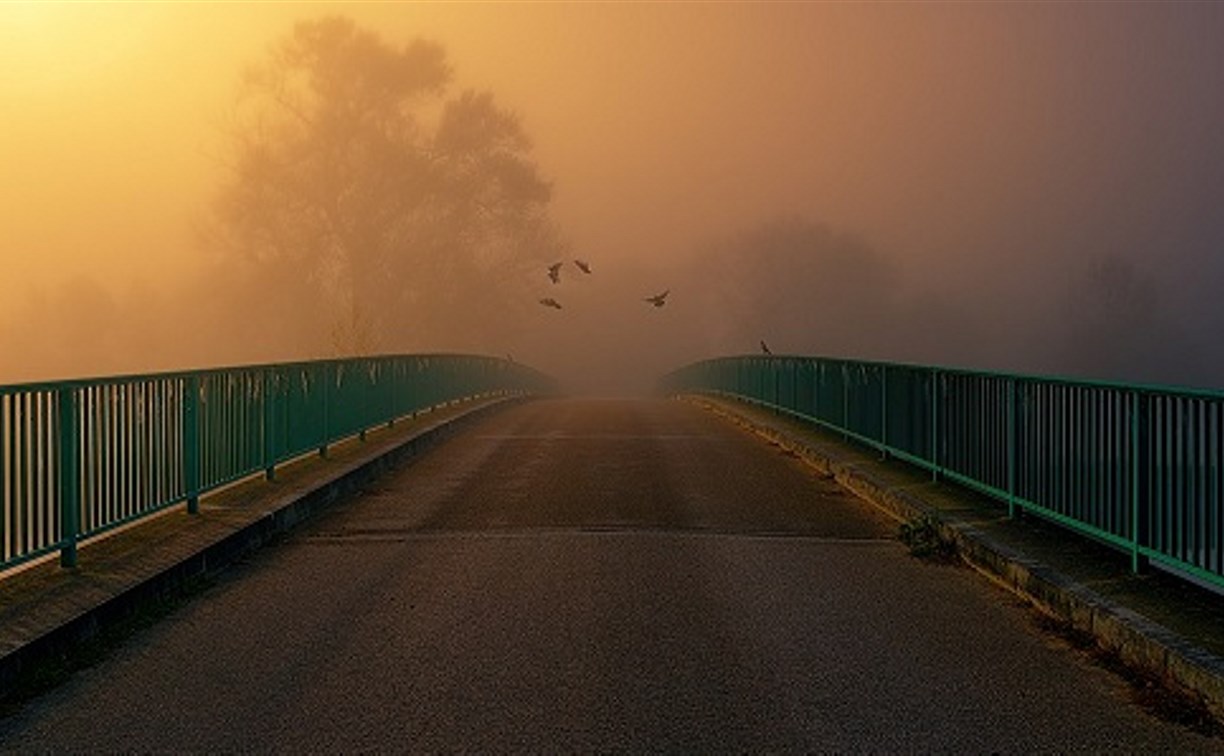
[1,398,1222,749]
[0,397,512,684]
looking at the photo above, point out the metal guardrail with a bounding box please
[663,355,1224,591]
[1,354,554,572]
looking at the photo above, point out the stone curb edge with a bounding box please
[683,393,1224,721]
[0,395,525,699]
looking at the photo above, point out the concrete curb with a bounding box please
[685,394,1224,721]
[0,396,523,699]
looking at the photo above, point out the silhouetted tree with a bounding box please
[692,217,897,358]
[1059,252,1170,382]
[1052,253,1204,381]
[208,17,564,355]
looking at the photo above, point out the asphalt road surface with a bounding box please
[1,399,1217,752]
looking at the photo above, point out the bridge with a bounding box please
[2,353,1224,749]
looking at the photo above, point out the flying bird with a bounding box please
[574,259,592,274]
[547,262,563,284]
[538,297,562,310]
[760,340,772,355]
[644,289,669,308]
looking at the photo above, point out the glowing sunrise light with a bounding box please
[0,2,156,94]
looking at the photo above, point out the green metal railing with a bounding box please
[1,354,554,572]
[663,355,1224,591]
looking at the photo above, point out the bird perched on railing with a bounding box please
[760,340,772,355]
[574,259,592,274]
[539,297,562,309]
[547,262,563,284]
[644,289,669,308]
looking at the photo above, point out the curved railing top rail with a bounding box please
[0,352,554,395]
[664,352,1224,594]
[1,353,555,574]
[669,353,1224,401]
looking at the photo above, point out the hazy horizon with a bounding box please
[3,2,1223,394]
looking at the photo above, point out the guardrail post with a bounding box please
[263,369,276,481]
[1007,377,1017,519]
[319,363,330,458]
[1130,390,1148,574]
[358,359,368,441]
[815,359,822,420]
[184,375,200,514]
[841,363,850,441]
[930,368,940,481]
[880,366,889,458]
[57,386,80,568]
[387,359,398,428]
[771,358,779,411]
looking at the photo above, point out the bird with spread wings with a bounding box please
[644,289,669,308]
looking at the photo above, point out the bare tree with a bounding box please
[692,217,896,358]
[208,17,564,356]
[1059,252,1167,382]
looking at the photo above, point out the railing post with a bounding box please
[880,366,888,458]
[930,368,940,481]
[319,363,330,458]
[387,359,398,428]
[771,358,779,411]
[788,358,797,412]
[184,375,200,514]
[263,369,276,481]
[1130,390,1148,574]
[358,359,369,441]
[1007,377,1017,519]
[814,359,822,421]
[57,386,80,568]
[841,362,849,441]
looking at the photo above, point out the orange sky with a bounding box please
[3,2,1223,383]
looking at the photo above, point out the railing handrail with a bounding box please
[0,351,543,395]
[663,354,1224,595]
[1,353,555,574]
[700,352,1224,401]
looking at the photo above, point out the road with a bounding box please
[0,399,1215,751]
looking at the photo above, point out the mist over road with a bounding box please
[0,400,1212,751]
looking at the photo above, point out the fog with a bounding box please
[2,3,1223,394]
